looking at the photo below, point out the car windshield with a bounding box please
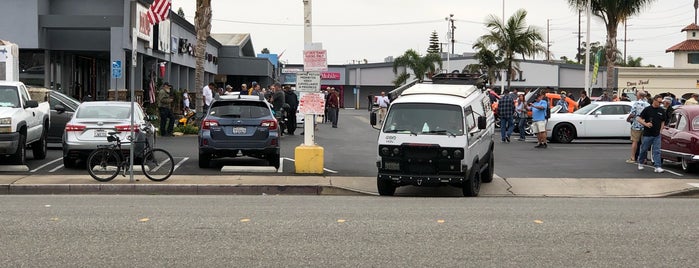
[574,103,599,115]
[76,105,132,119]
[210,101,270,118]
[383,103,464,135]
[0,86,20,108]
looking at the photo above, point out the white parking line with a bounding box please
[281,157,338,173]
[30,157,63,173]
[173,157,188,172]
[688,183,699,188]
[49,164,63,173]
[278,157,283,173]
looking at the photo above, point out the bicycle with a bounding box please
[86,127,174,182]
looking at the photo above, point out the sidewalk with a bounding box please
[1,174,699,197]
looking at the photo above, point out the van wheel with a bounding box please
[481,152,494,183]
[463,165,481,197]
[553,124,574,143]
[377,178,396,196]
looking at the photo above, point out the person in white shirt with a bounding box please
[377,92,390,123]
[202,82,215,111]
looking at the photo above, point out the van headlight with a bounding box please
[0,117,11,125]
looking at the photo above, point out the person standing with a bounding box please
[685,93,699,105]
[599,91,612,102]
[498,89,516,143]
[529,93,548,148]
[377,92,390,124]
[202,82,214,112]
[577,90,591,108]
[182,89,191,114]
[284,85,299,135]
[662,96,675,125]
[367,94,374,111]
[326,87,340,128]
[270,83,285,118]
[627,91,649,164]
[637,95,666,173]
[515,93,529,141]
[224,85,234,95]
[158,83,176,137]
[556,91,569,113]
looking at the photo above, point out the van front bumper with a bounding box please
[377,172,466,186]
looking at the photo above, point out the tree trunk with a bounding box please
[194,0,212,113]
[605,23,618,92]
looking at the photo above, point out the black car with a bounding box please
[198,93,281,169]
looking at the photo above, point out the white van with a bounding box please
[370,73,495,197]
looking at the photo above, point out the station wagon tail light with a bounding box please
[115,124,140,132]
[261,119,278,130]
[65,124,86,132]
[201,119,219,130]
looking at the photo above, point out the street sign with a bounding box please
[296,71,321,92]
[303,50,327,72]
[112,60,122,79]
[298,92,326,115]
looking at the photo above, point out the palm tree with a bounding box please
[470,41,502,87]
[567,0,656,89]
[391,49,443,87]
[194,0,212,112]
[476,9,544,90]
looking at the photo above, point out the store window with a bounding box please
[19,50,45,86]
[688,53,699,64]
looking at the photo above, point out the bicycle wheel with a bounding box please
[142,148,174,181]
[86,148,121,182]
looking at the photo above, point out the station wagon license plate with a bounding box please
[232,127,246,134]
[94,130,107,137]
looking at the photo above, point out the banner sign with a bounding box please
[303,50,327,72]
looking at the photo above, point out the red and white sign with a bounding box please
[298,93,326,115]
[303,50,328,72]
[321,72,340,80]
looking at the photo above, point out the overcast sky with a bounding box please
[172,0,696,67]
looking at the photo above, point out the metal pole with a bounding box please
[303,0,314,146]
[584,1,591,93]
[129,27,137,182]
[501,0,505,94]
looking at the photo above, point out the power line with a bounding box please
[185,16,444,27]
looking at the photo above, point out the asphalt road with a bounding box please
[8,109,699,180]
[1,195,698,267]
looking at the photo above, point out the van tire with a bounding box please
[377,178,396,196]
[481,151,494,183]
[463,164,481,197]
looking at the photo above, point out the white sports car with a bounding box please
[546,101,633,143]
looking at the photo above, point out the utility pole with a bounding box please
[577,9,582,64]
[618,18,634,65]
[546,19,550,61]
[449,14,455,55]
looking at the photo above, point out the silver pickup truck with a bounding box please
[0,81,50,164]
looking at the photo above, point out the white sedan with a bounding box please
[546,101,633,143]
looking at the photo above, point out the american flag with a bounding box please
[149,73,156,104]
[147,0,171,25]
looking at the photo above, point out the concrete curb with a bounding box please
[2,184,372,196]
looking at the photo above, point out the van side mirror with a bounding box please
[477,116,487,129]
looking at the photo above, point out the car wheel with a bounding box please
[553,124,575,143]
[63,157,80,169]
[198,151,211,168]
[462,164,481,197]
[681,158,697,173]
[377,178,396,196]
[268,153,280,170]
[32,126,48,160]
[10,133,26,165]
[481,151,494,183]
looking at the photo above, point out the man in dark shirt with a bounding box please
[636,95,666,173]
[498,89,516,143]
[283,85,299,135]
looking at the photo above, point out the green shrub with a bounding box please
[174,124,199,134]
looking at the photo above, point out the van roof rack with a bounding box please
[430,73,486,85]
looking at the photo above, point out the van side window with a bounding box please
[464,106,476,131]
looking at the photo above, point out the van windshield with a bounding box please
[383,103,464,136]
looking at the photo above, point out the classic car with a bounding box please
[660,105,699,172]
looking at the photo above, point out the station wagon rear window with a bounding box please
[209,101,270,118]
